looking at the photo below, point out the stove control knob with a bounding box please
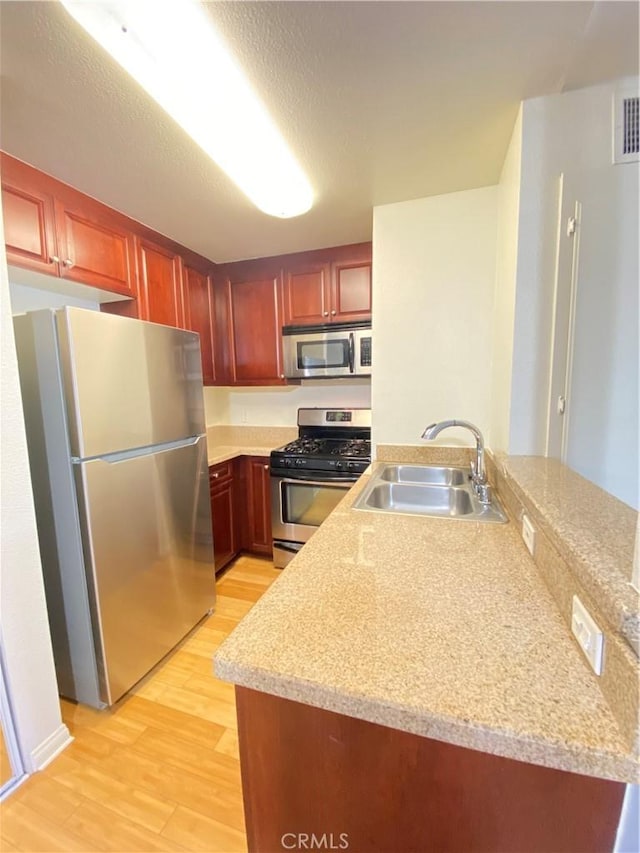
[295,458,304,466]
[335,461,344,470]
[284,458,292,467]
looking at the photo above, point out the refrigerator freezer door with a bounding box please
[74,436,214,705]
[57,308,206,459]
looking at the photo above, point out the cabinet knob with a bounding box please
[331,309,336,316]
[263,464,268,470]
[212,472,219,478]
[323,311,329,317]
[280,374,284,379]
[49,255,60,264]
[63,258,75,268]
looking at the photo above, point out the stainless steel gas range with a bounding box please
[270,408,372,568]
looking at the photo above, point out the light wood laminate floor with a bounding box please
[0,556,281,853]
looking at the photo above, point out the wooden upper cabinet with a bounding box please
[54,198,137,295]
[184,264,216,384]
[331,259,372,322]
[1,179,58,274]
[283,262,331,326]
[224,273,285,385]
[1,153,137,295]
[137,238,184,328]
[281,244,372,327]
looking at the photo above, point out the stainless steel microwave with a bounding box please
[282,322,372,379]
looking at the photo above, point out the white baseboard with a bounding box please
[0,772,28,802]
[28,723,73,772]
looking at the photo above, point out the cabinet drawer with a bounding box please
[209,461,233,485]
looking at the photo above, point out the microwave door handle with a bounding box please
[348,332,355,373]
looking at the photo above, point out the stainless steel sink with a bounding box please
[364,482,474,517]
[379,464,467,486]
[353,464,508,523]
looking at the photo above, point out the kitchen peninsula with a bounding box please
[215,453,639,852]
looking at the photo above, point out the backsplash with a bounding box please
[203,381,371,428]
[487,454,639,754]
[206,424,297,447]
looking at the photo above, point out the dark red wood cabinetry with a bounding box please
[183,265,216,385]
[209,455,273,569]
[1,154,136,294]
[137,238,184,328]
[281,243,372,327]
[330,256,372,322]
[214,242,372,386]
[237,687,625,853]
[2,154,373,388]
[1,177,58,275]
[218,271,286,386]
[283,260,332,325]
[54,198,137,296]
[209,461,237,573]
[245,457,273,555]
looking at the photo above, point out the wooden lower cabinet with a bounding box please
[209,461,237,573]
[236,687,625,853]
[245,456,273,555]
[210,456,272,570]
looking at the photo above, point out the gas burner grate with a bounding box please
[330,439,371,458]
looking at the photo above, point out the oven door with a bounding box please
[271,472,355,545]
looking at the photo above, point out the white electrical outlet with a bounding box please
[571,596,604,675]
[521,514,535,555]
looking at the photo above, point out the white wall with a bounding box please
[490,107,522,453]
[203,381,371,427]
[371,186,498,450]
[512,78,639,507]
[0,216,71,772]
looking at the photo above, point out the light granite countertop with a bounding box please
[215,467,639,784]
[207,444,278,465]
[206,424,297,466]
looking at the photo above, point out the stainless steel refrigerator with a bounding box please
[13,307,215,709]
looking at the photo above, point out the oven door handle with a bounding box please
[348,332,355,373]
[274,474,357,486]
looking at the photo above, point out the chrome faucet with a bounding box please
[421,419,491,504]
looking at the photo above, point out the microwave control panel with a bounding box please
[360,337,372,367]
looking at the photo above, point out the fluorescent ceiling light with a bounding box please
[60,0,314,218]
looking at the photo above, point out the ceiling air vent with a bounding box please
[613,92,639,164]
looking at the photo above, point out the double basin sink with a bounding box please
[353,464,507,523]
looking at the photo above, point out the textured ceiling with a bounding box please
[1,1,638,263]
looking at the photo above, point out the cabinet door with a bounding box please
[55,198,137,295]
[331,260,372,322]
[138,238,185,328]
[184,265,216,384]
[225,275,285,385]
[283,262,331,326]
[246,457,272,556]
[210,473,236,573]
[1,180,59,274]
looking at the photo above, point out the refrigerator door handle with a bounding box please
[75,435,204,465]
